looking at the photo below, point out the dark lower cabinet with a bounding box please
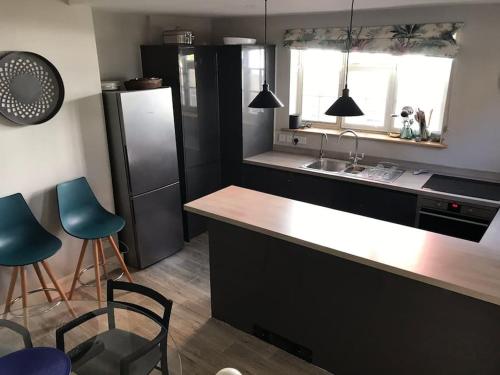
[330,179,418,226]
[242,164,418,227]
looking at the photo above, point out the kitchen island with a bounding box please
[185,186,500,375]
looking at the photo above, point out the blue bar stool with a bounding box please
[56,177,133,304]
[0,194,74,316]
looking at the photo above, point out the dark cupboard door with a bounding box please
[185,162,222,238]
[241,45,275,159]
[179,47,221,168]
[119,89,179,196]
[242,165,418,227]
[330,180,418,226]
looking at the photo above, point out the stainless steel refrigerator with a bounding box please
[103,87,184,269]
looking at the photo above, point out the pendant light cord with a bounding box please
[264,0,268,84]
[344,0,355,89]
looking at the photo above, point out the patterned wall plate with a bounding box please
[0,51,64,125]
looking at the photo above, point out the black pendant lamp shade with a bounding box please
[249,83,284,108]
[325,0,364,117]
[325,87,363,116]
[248,0,284,109]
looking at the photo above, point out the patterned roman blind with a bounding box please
[283,23,464,58]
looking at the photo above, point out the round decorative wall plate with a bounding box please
[0,51,64,125]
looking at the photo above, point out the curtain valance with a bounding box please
[283,23,463,58]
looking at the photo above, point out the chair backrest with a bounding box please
[0,194,38,234]
[0,319,33,350]
[107,280,173,330]
[56,177,102,233]
[0,193,45,242]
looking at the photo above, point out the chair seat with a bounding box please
[0,347,71,375]
[0,230,61,267]
[64,210,125,240]
[68,328,161,375]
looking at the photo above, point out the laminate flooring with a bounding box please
[34,233,333,375]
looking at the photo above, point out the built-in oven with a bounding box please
[416,197,498,242]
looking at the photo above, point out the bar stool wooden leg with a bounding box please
[107,236,133,282]
[4,267,19,314]
[68,239,88,300]
[40,260,76,317]
[92,240,103,307]
[97,239,108,279]
[33,263,53,303]
[19,266,28,309]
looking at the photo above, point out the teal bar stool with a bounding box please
[0,194,74,316]
[56,177,133,304]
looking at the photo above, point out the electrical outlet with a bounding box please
[286,135,293,143]
[297,136,307,145]
[278,133,287,143]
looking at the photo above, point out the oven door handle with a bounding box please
[419,210,489,228]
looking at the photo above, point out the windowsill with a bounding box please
[280,127,448,149]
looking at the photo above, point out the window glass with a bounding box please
[394,55,453,132]
[294,49,343,123]
[344,67,392,128]
[290,50,453,134]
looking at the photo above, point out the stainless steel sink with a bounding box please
[303,159,349,173]
[344,165,366,175]
[302,158,405,183]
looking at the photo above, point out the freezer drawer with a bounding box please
[126,183,184,269]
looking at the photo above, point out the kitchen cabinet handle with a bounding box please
[419,210,489,227]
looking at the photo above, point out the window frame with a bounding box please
[290,49,452,135]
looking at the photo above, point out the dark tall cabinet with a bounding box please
[141,44,276,240]
[141,45,221,240]
[102,88,184,269]
[218,45,276,187]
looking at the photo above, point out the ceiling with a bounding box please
[68,0,500,16]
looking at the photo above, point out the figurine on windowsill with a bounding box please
[415,108,429,142]
[400,106,414,140]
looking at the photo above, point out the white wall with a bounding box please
[0,0,114,302]
[212,4,500,173]
[93,10,150,81]
[92,10,214,80]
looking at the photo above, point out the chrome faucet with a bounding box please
[338,129,364,166]
[319,133,328,160]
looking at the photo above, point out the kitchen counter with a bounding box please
[186,186,500,374]
[243,151,500,207]
[244,150,500,245]
[185,186,500,306]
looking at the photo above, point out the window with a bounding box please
[289,49,453,133]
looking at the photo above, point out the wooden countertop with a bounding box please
[185,186,500,307]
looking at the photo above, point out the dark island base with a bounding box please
[208,220,500,375]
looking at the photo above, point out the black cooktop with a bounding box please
[422,174,500,201]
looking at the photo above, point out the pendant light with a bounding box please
[248,0,284,109]
[325,0,364,117]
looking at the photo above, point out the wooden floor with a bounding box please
[73,233,331,375]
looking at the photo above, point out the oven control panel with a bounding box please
[419,197,498,221]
